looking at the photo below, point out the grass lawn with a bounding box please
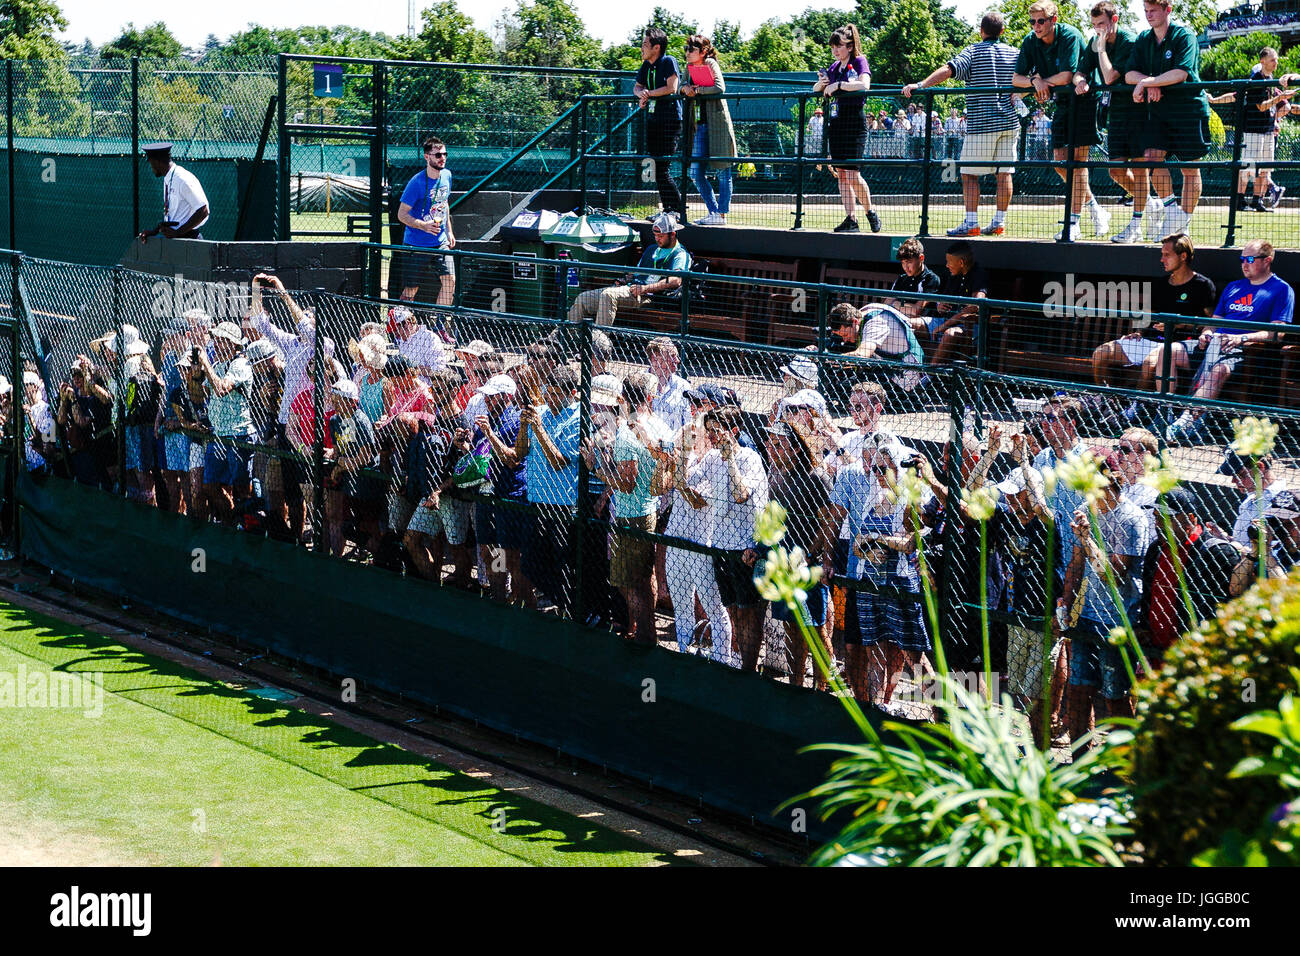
[0,602,676,866]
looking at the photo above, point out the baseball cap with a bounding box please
[1218,448,1262,476]
[245,339,281,366]
[453,339,494,359]
[22,371,40,387]
[330,378,360,401]
[1155,486,1201,518]
[590,373,623,407]
[780,388,827,415]
[125,340,150,357]
[650,212,678,234]
[780,355,819,388]
[478,374,517,397]
[211,321,247,346]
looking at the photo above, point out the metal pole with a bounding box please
[131,57,140,238]
[369,63,386,250]
[573,316,591,626]
[9,255,22,558]
[578,98,589,212]
[603,101,613,209]
[1225,80,1249,248]
[678,99,690,223]
[794,95,806,230]
[277,55,290,240]
[1060,91,1077,243]
[7,62,14,250]
[934,363,969,678]
[235,93,279,242]
[113,268,126,498]
[312,310,325,552]
[920,92,934,237]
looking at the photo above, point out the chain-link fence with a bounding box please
[8,246,1299,752]
[2,56,278,265]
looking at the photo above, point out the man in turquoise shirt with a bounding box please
[567,213,692,327]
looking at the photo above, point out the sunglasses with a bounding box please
[1029,17,1052,25]
[425,149,447,157]
[1240,255,1267,263]
[873,464,892,475]
[1117,443,1139,455]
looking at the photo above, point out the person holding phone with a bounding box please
[812,25,881,233]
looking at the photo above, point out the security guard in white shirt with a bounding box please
[138,142,210,242]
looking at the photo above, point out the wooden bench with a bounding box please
[617,257,800,343]
[764,264,897,348]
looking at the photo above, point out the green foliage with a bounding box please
[499,0,604,70]
[1129,569,1300,865]
[731,21,821,74]
[101,21,183,60]
[868,0,956,85]
[712,20,743,53]
[996,0,1086,44]
[396,1,495,63]
[1200,30,1300,81]
[625,6,699,45]
[1178,0,1221,36]
[0,0,69,60]
[796,676,1131,866]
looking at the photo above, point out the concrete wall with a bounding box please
[120,238,364,295]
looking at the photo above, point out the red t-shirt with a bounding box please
[289,386,335,452]
[1149,524,1202,649]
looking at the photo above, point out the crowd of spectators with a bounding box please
[19,243,1297,744]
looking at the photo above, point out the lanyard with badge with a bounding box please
[827,65,839,119]
[647,61,657,114]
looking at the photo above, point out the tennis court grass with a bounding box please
[0,602,676,866]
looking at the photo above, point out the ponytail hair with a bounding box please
[829,24,863,61]
[686,33,718,63]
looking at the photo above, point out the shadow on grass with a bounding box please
[0,609,681,865]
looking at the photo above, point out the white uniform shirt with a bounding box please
[164,164,209,231]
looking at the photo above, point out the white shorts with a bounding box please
[959,127,1020,176]
[1242,132,1275,168]
[1007,624,1064,699]
[1116,337,1198,366]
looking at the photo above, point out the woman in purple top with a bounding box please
[811,25,881,234]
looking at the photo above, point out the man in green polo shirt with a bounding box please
[1075,1,1146,243]
[1014,0,1110,241]
[1125,0,1212,239]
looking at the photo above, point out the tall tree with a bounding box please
[499,0,602,70]
[868,0,953,85]
[996,0,1085,43]
[0,0,70,59]
[712,19,741,53]
[625,7,699,45]
[397,1,495,62]
[1176,0,1220,35]
[101,21,183,60]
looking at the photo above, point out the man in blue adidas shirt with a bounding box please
[396,135,456,306]
[1167,239,1294,442]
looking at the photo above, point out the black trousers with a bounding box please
[647,117,682,214]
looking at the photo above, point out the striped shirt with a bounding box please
[948,40,1022,134]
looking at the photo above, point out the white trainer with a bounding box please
[1163,207,1191,236]
[1058,222,1082,241]
[1089,202,1111,237]
[1111,218,1143,243]
[1143,204,1165,242]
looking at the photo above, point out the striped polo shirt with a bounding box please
[947,40,1021,135]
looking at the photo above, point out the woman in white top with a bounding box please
[663,399,735,662]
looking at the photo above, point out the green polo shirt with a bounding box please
[1079,28,1137,113]
[1016,24,1086,101]
[1130,23,1210,116]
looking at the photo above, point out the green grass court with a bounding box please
[0,601,676,866]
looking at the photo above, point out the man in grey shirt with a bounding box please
[902,11,1021,236]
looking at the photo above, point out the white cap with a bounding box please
[996,468,1043,498]
[478,374,517,397]
[780,388,827,415]
[780,355,819,387]
[23,371,42,387]
[330,378,360,401]
[126,340,150,357]
[0,375,10,395]
[590,373,623,407]
[211,321,247,345]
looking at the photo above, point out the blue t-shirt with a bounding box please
[1079,498,1146,629]
[400,168,453,248]
[525,403,581,506]
[475,405,526,500]
[1213,274,1295,333]
[632,242,692,285]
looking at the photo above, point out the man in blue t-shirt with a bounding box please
[566,213,692,327]
[396,135,456,306]
[1167,238,1295,443]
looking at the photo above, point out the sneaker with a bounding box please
[1252,196,1274,214]
[834,216,860,233]
[1267,184,1286,208]
[695,213,723,225]
[1058,222,1081,241]
[1163,207,1191,236]
[865,209,882,233]
[1143,204,1165,241]
[1165,410,1205,446]
[947,222,980,236]
[1235,194,1256,212]
[981,222,1005,236]
[1111,218,1143,243]
[1118,194,1134,206]
[1089,202,1111,237]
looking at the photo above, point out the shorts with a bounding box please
[125,423,157,471]
[397,246,454,291]
[407,494,471,545]
[474,498,530,551]
[203,436,252,487]
[1242,131,1275,168]
[1192,347,1246,389]
[610,514,656,589]
[1068,620,1132,699]
[1104,113,1142,160]
[163,430,202,472]
[1117,336,1199,365]
[388,491,416,532]
[770,580,829,626]
[1141,106,1211,161]
[1050,96,1101,150]
[1006,623,1064,698]
[713,549,763,609]
[959,127,1019,176]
